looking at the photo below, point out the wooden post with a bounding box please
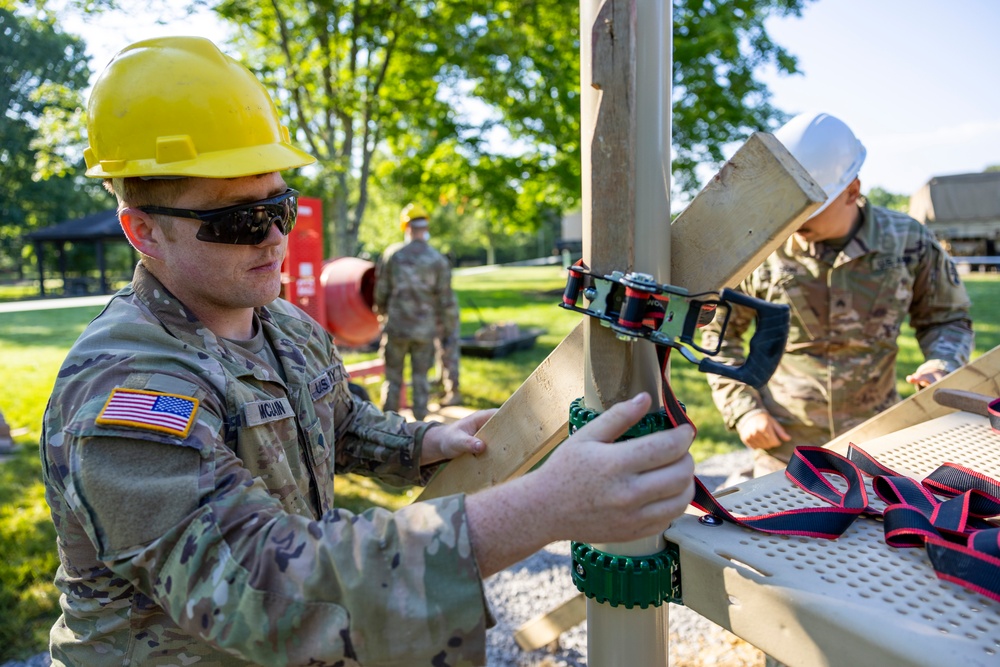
[580,0,671,663]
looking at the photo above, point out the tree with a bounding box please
[0,5,106,277]
[207,0,473,257]
[202,0,812,259]
[865,186,910,213]
[672,0,811,194]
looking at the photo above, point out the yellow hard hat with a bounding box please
[83,36,315,179]
[400,203,430,231]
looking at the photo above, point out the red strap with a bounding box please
[691,443,1000,603]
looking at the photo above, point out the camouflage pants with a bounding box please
[436,321,460,395]
[381,334,435,420]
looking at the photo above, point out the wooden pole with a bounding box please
[580,0,671,663]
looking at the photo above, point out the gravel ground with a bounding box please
[2,451,759,667]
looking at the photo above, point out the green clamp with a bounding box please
[567,396,685,608]
[568,396,680,438]
[571,540,682,608]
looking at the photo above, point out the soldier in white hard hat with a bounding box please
[701,111,974,479]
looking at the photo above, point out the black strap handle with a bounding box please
[696,288,789,388]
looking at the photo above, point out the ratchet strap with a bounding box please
[690,439,1000,603]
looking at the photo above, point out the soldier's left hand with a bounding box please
[420,409,497,464]
[906,365,947,389]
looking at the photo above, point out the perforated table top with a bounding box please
[663,411,1000,667]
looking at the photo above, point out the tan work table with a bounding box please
[663,411,1000,667]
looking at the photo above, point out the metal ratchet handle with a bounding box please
[695,288,790,388]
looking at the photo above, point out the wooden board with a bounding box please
[418,324,585,500]
[417,131,824,503]
[514,593,587,651]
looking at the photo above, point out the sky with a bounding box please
[756,0,1000,195]
[57,0,1000,197]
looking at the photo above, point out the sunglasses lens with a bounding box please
[195,192,298,244]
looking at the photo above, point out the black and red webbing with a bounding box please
[652,352,1000,602]
[689,441,1000,603]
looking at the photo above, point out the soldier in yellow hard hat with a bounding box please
[374,203,459,419]
[39,35,696,667]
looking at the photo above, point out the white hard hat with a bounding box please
[773,112,866,218]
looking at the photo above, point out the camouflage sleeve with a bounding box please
[61,393,487,666]
[315,326,442,486]
[334,388,444,486]
[909,234,974,373]
[698,283,767,430]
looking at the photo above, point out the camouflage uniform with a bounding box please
[374,239,458,420]
[41,263,488,666]
[437,317,462,404]
[701,202,974,470]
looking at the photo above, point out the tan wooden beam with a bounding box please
[418,132,824,502]
[513,592,587,651]
[417,324,585,500]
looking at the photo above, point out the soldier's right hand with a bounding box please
[736,410,789,450]
[534,392,695,544]
[463,392,694,578]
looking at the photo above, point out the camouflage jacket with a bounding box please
[700,202,974,456]
[374,239,458,341]
[42,263,488,666]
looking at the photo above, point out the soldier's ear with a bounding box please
[119,208,165,260]
[845,178,862,204]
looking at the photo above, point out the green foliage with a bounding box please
[865,186,910,213]
[192,0,812,259]
[0,6,109,276]
[672,0,812,194]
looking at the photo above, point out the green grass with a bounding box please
[0,266,997,660]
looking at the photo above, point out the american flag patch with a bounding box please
[96,388,199,437]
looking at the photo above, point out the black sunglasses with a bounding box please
[137,189,299,245]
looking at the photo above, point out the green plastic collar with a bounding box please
[571,541,683,608]
[568,396,680,438]
[566,396,686,607]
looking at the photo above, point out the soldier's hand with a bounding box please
[531,392,695,544]
[420,409,496,464]
[906,366,946,389]
[736,410,789,450]
[462,393,694,577]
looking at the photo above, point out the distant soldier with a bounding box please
[702,112,974,479]
[374,203,459,420]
